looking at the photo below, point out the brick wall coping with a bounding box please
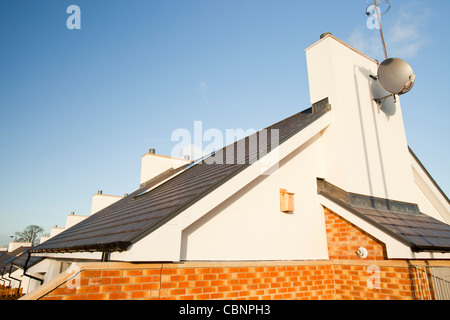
[20,259,450,300]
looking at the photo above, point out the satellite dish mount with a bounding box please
[366,0,416,110]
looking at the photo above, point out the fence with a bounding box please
[0,285,24,300]
[411,266,450,300]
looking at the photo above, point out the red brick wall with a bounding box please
[35,206,448,300]
[38,261,445,300]
[324,207,387,260]
[40,265,336,300]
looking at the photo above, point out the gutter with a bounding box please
[29,241,131,255]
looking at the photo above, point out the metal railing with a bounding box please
[412,266,450,300]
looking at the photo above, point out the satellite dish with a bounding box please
[377,58,416,95]
[370,77,396,116]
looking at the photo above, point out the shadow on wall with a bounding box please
[353,65,393,200]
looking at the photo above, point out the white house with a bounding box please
[18,34,450,300]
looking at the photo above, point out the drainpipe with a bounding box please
[8,265,22,289]
[101,252,110,262]
[0,268,11,287]
[22,252,44,285]
[0,268,5,286]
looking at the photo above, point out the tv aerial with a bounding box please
[366,0,416,111]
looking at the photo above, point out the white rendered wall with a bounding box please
[180,133,330,261]
[305,35,417,204]
[111,112,331,262]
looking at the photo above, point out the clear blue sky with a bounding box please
[1,0,449,246]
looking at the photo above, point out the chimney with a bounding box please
[305,33,416,203]
[50,225,65,238]
[91,192,123,215]
[66,211,89,229]
[140,148,192,186]
[8,241,32,253]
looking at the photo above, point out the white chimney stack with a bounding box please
[8,241,32,253]
[91,192,123,215]
[305,34,416,203]
[140,148,192,187]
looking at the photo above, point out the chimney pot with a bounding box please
[149,148,156,154]
[98,190,103,195]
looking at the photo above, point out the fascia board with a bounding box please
[31,251,103,261]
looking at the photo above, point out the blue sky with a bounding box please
[0,0,449,246]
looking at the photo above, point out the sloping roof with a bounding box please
[0,246,31,273]
[317,179,450,253]
[30,99,332,254]
[8,252,44,269]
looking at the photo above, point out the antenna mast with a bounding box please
[374,0,389,59]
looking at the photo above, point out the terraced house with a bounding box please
[17,34,450,300]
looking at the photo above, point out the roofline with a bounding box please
[409,146,450,205]
[28,241,131,254]
[305,33,379,65]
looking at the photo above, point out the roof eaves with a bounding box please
[29,241,131,254]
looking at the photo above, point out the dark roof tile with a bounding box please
[318,179,450,252]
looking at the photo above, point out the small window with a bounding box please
[280,189,295,213]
